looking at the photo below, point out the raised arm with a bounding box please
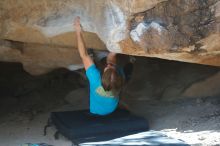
[74,17,93,70]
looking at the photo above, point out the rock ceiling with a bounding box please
[0,0,220,75]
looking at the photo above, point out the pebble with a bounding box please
[198,136,206,141]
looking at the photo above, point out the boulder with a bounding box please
[0,0,220,75]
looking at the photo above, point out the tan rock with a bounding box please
[0,0,220,75]
[183,72,220,98]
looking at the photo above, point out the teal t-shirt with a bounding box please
[86,64,119,115]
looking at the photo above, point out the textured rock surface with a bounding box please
[124,0,220,66]
[0,0,220,75]
[120,56,220,101]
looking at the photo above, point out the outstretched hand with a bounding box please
[74,16,82,33]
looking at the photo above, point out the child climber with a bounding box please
[74,17,124,115]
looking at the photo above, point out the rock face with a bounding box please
[0,0,220,75]
[120,56,220,102]
[124,0,220,66]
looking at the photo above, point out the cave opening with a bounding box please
[0,55,219,145]
[0,62,87,119]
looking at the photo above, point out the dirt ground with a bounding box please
[0,88,219,146]
[126,95,220,146]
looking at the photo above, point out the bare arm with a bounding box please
[74,17,93,70]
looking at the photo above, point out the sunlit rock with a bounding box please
[0,0,220,75]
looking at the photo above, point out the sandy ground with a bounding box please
[0,90,220,146]
[126,96,220,146]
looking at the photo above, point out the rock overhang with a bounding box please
[0,0,220,75]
